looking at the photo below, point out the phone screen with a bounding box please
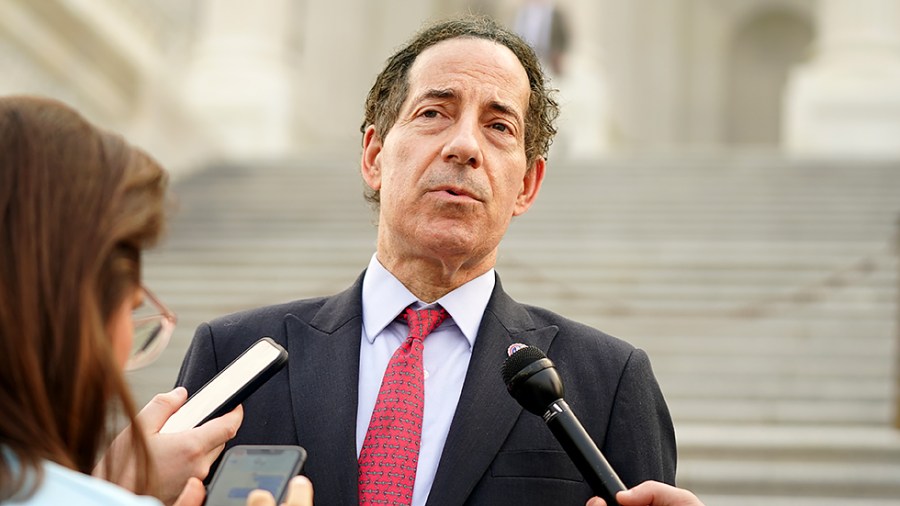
[161,337,288,434]
[205,446,306,505]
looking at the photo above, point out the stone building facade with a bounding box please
[2,0,899,174]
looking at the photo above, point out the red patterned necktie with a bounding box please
[358,306,449,505]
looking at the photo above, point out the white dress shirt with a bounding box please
[358,254,495,506]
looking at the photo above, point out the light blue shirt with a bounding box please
[5,456,161,505]
[358,254,495,506]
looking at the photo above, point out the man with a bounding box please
[513,0,570,76]
[176,16,676,506]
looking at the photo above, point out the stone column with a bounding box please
[783,0,900,157]
[184,0,296,159]
[293,0,431,157]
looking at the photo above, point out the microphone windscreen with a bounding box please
[501,345,546,386]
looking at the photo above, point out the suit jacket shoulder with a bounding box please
[175,275,366,506]
[427,278,676,506]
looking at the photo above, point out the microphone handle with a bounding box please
[544,400,627,506]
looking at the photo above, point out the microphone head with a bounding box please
[502,345,565,416]
[501,345,547,384]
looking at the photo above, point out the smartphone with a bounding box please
[160,337,288,434]
[204,445,307,506]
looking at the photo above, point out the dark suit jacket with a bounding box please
[176,273,676,505]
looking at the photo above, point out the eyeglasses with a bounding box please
[125,285,177,371]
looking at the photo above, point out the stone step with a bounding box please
[694,495,900,506]
[537,187,900,202]
[151,247,897,273]
[681,458,900,500]
[660,373,891,397]
[668,399,893,425]
[641,339,894,359]
[507,297,894,320]
[652,353,892,375]
[143,274,896,304]
[521,210,900,224]
[676,423,900,458]
[584,314,896,336]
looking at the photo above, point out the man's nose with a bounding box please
[441,118,483,168]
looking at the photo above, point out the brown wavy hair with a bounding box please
[360,15,559,208]
[0,96,167,499]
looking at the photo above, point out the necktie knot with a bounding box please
[399,306,448,341]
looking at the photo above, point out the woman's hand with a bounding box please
[170,473,314,506]
[95,387,243,505]
[246,476,314,506]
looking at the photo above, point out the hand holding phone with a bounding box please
[204,445,307,506]
[161,337,288,434]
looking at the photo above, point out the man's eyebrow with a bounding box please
[412,88,457,104]
[488,100,523,125]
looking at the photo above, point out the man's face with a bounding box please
[362,37,545,272]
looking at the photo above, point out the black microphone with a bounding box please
[502,345,627,506]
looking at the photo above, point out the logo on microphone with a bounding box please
[507,343,528,357]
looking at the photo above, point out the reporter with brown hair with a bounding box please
[0,96,311,506]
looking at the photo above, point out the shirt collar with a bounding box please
[361,254,495,350]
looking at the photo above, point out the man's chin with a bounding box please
[421,232,498,263]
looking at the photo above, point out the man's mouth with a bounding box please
[436,186,479,200]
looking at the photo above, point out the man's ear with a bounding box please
[361,125,383,191]
[513,156,546,216]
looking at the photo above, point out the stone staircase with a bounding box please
[128,154,900,504]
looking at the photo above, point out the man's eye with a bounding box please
[422,110,439,118]
[491,123,509,133]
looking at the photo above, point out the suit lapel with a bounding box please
[285,275,364,506]
[427,277,559,506]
